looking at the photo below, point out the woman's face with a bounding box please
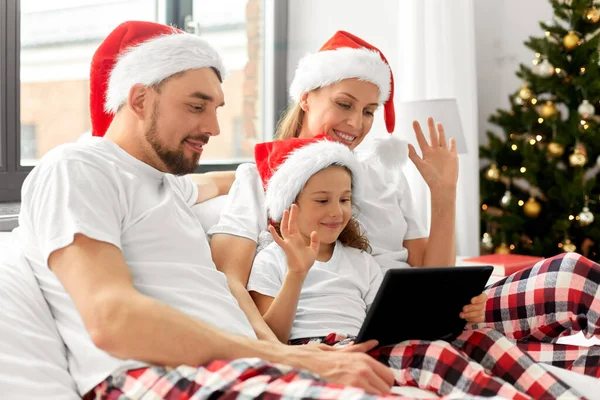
[298,78,380,149]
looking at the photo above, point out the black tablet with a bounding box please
[355,265,493,347]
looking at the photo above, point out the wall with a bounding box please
[474,0,554,145]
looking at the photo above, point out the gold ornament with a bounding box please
[495,243,511,254]
[540,101,558,118]
[518,85,533,101]
[523,196,542,218]
[585,7,600,23]
[485,163,501,181]
[481,233,494,251]
[547,142,565,157]
[563,31,580,50]
[562,238,577,253]
[569,145,588,167]
[579,206,595,226]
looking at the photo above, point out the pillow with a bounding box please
[191,195,228,234]
[0,230,80,399]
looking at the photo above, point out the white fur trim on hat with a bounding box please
[264,140,363,223]
[105,32,225,114]
[289,47,391,104]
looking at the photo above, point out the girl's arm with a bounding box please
[250,270,308,343]
[249,205,319,343]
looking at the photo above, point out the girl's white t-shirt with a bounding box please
[209,153,427,271]
[247,241,383,339]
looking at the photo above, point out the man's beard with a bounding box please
[145,102,207,176]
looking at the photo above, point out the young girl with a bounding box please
[247,134,483,344]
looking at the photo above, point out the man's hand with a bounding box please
[287,340,394,395]
[460,292,487,323]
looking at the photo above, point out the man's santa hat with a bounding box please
[254,135,363,223]
[289,30,395,133]
[89,20,225,137]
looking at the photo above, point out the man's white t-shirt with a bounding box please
[247,241,383,340]
[209,153,427,271]
[17,136,256,396]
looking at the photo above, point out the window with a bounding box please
[0,0,288,201]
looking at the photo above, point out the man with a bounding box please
[17,21,394,399]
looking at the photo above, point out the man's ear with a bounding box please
[299,92,310,112]
[127,84,151,121]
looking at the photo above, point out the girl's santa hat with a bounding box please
[289,30,395,134]
[254,135,363,223]
[89,20,225,137]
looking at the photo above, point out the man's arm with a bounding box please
[210,234,280,343]
[49,234,394,394]
[188,171,235,204]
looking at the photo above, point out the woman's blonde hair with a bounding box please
[275,103,305,140]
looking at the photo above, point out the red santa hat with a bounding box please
[89,20,225,137]
[289,30,395,133]
[254,135,364,223]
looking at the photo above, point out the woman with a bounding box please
[209,31,600,378]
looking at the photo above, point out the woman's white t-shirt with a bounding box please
[247,241,383,339]
[209,152,427,271]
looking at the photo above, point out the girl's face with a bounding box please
[295,166,353,246]
[298,78,380,150]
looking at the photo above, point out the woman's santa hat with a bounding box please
[254,135,363,223]
[289,30,396,134]
[89,20,225,137]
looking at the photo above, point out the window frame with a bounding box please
[0,0,288,201]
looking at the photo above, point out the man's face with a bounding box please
[144,68,224,175]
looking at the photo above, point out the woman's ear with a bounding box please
[299,92,310,112]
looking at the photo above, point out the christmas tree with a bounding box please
[480,0,600,259]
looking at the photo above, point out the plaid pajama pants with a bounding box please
[480,252,600,377]
[91,252,598,399]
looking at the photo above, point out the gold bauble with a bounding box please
[562,238,577,253]
[547,142,565,157]
[540,101,558,118]
[485,163,500,181]
[518,85,533,101]
[563,31,580,50]
[523,197,542,218]
[494,243,511,254]
[585,7,600,23]
[569,149,588,167]
[579,206,595,226]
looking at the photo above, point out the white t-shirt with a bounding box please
[209,154,427,271]
[247,241,383,339]
[17,136,256,396]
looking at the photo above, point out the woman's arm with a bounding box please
[404,118,458,267]
[189,171,236,204]
[211,235,280,342]
[404,188,456,267]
